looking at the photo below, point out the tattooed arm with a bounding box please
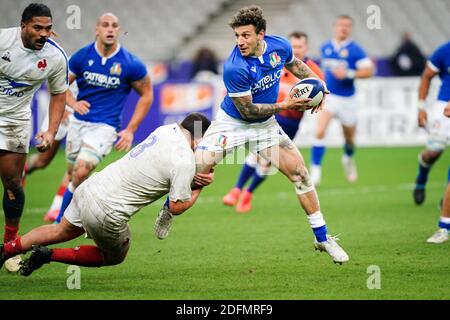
[285,57,325,83]
[285,57,329,113]
[231,94,312,121]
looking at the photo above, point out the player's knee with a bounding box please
[2,173,22,191]
[421,150,442,166]
[289,168,314,195]
[72,161,95,186]
[2,185,25,219]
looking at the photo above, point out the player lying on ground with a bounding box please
[0,113,213,276]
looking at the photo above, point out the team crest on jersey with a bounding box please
[217,134,227,147]
[37,59,47,71]
[1,51,11,62]
[339,49,349,58]
[110,62,122,76]
[269,52,281,68]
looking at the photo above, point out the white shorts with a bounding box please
[65,182,131,264]
[325,94,358,127]
[0,122,31,154]
[197,109,291,155]
[426,100,450,152]
[66,118,117,165]
[40,111,72,141]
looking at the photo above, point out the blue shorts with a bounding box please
[275,114,300,140]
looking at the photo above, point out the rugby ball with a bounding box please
[289,78,325,108]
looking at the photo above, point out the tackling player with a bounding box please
[54,13,153,223]
[223,31,324,213]
[0,3,68,271]
[310,15,374,186]
[413,41,450,205]
[0,114,213,275]
[157,6,349,264]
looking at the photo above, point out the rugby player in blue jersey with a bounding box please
[156,6,349,264]
[310,15,374,186]
[55,13,153,223]
[413,41,450,207]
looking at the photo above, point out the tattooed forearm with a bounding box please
[285,57,318,80]
[232,95,282,120]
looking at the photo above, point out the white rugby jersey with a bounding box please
[81,123,196,223]
[0,27,68,125]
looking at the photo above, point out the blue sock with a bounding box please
[438,218,450,230]
[235,164,256,189]
[311,145,326,166]
[344,143,355,157]
[247,172,266,193]
[415,163,430,189]
[313,225,328,242]
[447,167,450,183]
[56,185,74,223]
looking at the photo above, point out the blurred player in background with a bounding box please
[413,41,450,205]
[0,3,68,271]
[54,13,153,223]
[426,102,450,244]
[223,31,324,213]
[166,6,349,264]
[310,15,374,186]
[0,114,213,275]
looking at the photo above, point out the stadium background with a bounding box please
[1,0,449,300]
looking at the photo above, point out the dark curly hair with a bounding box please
[229,5,266,34]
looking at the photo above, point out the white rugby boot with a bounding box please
[4,255,22,273]
[154,206,173,240]
[341,155,358,183]
[426,228,449,244]
[310,165,322,187]
[314,234,349,264]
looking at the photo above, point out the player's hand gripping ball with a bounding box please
[289,78,326,109]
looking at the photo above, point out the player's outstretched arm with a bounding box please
[115,75,153,152]
[231,95,311,121]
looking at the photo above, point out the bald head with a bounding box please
[97,13,119,26]
[95,13,120,47]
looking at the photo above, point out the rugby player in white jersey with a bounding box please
[0,3,68,271]
[160,6,349,264]
[0,113,213,275]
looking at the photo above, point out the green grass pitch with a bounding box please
[1,146,449,299]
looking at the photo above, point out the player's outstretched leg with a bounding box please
[260,142,349,264]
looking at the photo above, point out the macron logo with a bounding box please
[251,66,257,73]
